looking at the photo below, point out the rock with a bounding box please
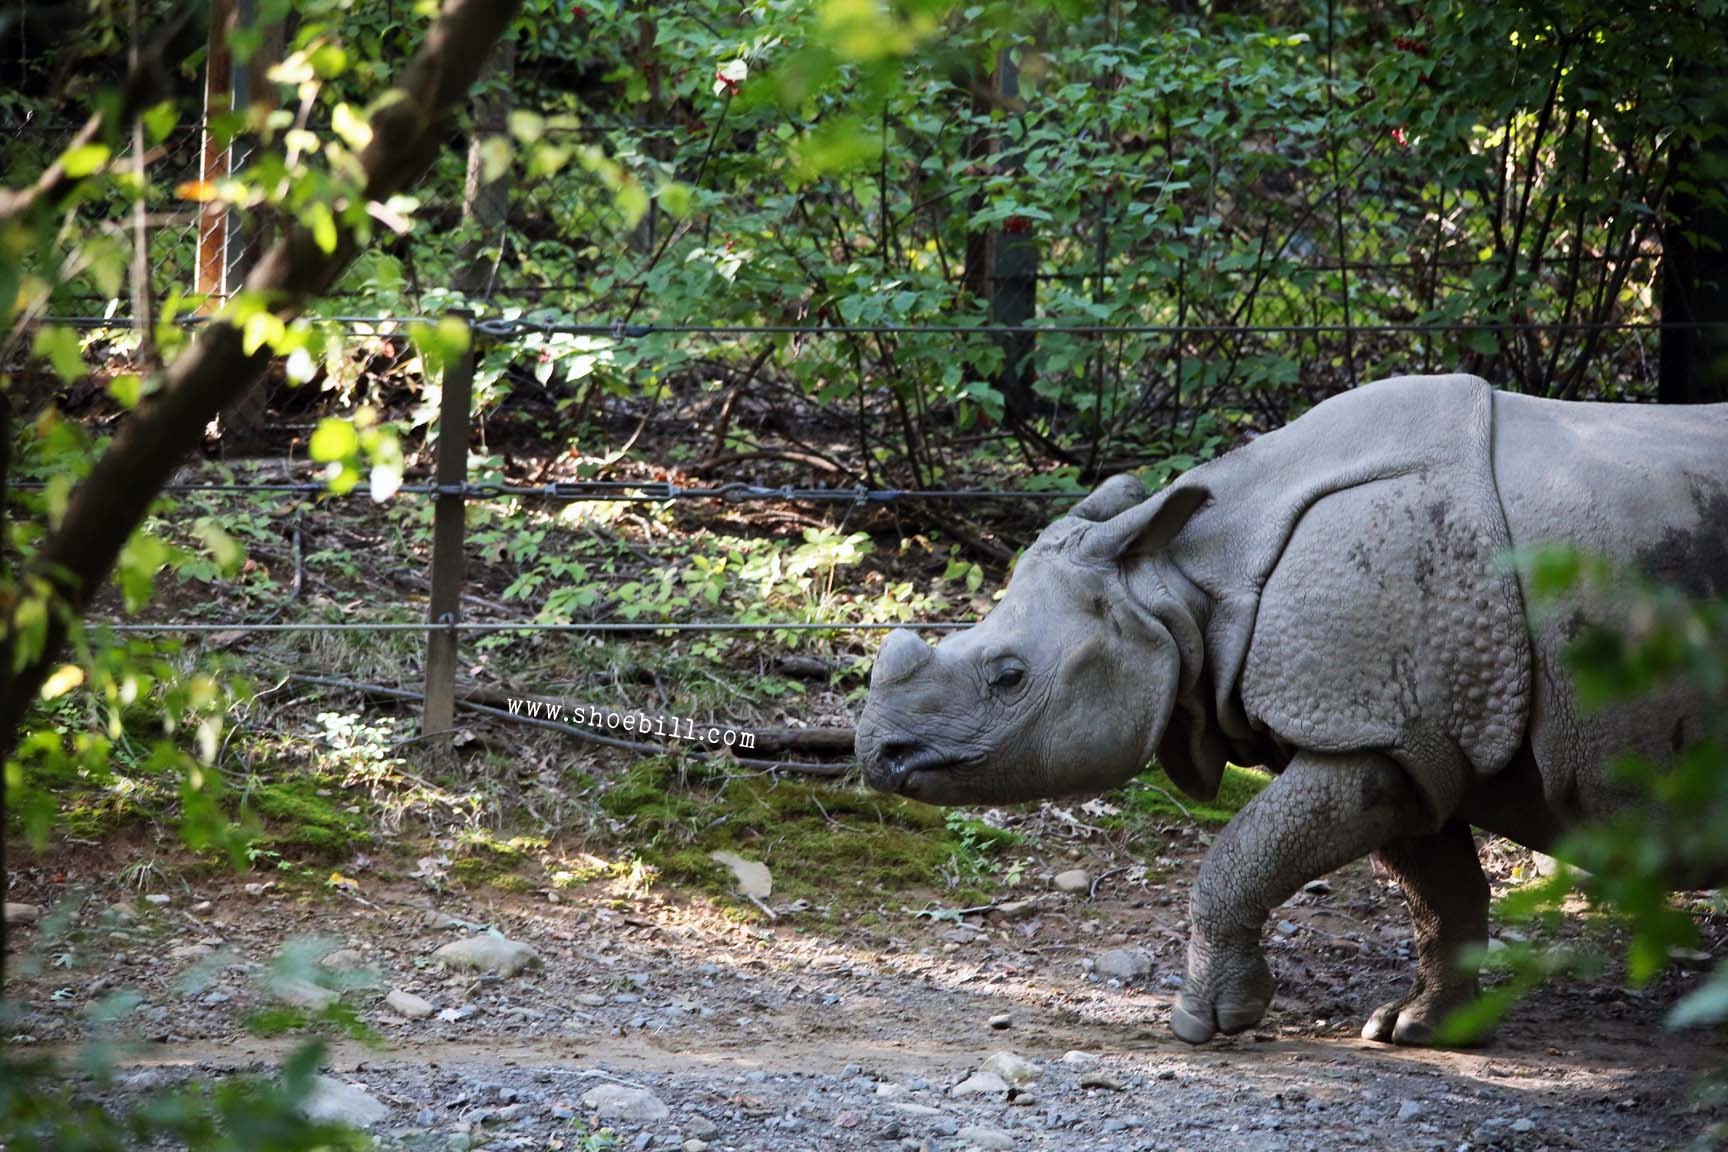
[986,900,1039,921]
[1511,1118,1536,1133]
[949,1070,1011,1098]
[957,1126,1016,1150]
[1093,948,1153,983]
[683,1142,709,1152]
[575,993,607,1007]
[1396,1099,1424,1123]
[1302,879,1333,895]
[1276,919,1300,936]
[987,1013,1012,1030]
[1080,1073,1125,1091]
[579,1085,669,1123]
[4,902,40,925]
[433,935,540,977]
[708,851,772,900]
[300,1075,390,1129]
[1052,869,1091,894]
[170,943,213,961]
[438,1005,481,1022]
[271,976,337,1012]
[191,900,214,914]
[1059,1051,1100,1067]
[386,989,437,1019]
[319,948,368,973]
[686,1115,719,1139]
[144,894,171,906]
[979,1052,1040,1087]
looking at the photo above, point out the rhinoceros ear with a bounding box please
[1082,484,1210,563]
[1068,473,1150,522]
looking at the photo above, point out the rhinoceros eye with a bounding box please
[988,662,1026,691]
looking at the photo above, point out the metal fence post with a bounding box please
[422,311,474,741]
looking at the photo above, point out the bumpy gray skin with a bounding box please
[856,374,1728,1046]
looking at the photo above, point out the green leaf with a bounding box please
[33,326,85,383]
[309,417,359,462]
[60,142,110,178]
[479,136,514,183]
[305,202,338,255]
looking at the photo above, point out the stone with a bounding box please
[386,989,437,1019]
[685,1115,719,1139]
[979,1052,1040,1087]
[144,894,171,906]
[1080,1073,1125,1091]
[299,1075,389,1129]
[319,948,368,972]
[170,943,213,961]
[707,851,772,900]
[1302,879,1333,895]
[1052,869,1091,894]
[957,1126,1016,1150]
[1396,1100,1424,1123]
[1093,948,1153,983]
[579,1085,669,1123]
[683,1142,709,1152]
[271,976,337,1012]
[1511,1118,1536,1134]
[433,935,540,977]
[4,902,40,925]
[575,993,607,1007]
[987,1013,1012,1030]
[949,1070,1011,1098]
[1059,1051,1100,1066]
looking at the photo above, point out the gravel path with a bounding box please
[6,837,1724,1151]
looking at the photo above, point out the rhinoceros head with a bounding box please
[856,474,1210,805]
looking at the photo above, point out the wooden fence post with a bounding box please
[422,311,474,742]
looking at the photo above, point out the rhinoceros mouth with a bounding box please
[877,749,985,799]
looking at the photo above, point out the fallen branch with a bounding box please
[287,673,853,778]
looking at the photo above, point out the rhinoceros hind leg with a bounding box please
[1360,820,1490,1046]
[1175,751,1427,1045]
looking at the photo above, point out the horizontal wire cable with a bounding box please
[96,619,972,634]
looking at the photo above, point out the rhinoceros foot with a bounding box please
[1360,978,1486,1047]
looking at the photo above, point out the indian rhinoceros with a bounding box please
[855,373,1728,1046]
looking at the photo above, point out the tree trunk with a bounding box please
[1658,55,1728,404]
[456,38,515,295]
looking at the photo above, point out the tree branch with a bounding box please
[0,0,526,757]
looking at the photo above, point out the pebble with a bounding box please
[1396,1099,1424,1122]
[708,851,772,899]
[433,935,540,977]
[1511,1118,1536,1133]
[299,1076,390,1128]
[575,993,608,1007]
[144,894,171,906]
[579,1085,669,1123]
[683,1142,708,1152]
[1052,869,1092,894]
[4,902,40,925]
[1302,879,1333,895]
[958,1125,1016,1149]
[386,989,437,1019]
[686,1115,719,1139]
[1059,1051,1100,1066]
[1092,948,1153,983]
[987,1013,1012,1030]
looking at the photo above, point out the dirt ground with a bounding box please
[6,821,1725,1152]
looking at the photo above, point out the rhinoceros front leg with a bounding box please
[1172,750,1427,1045]
[1360,820,1489,1045]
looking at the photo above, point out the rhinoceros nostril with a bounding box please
[880,740,922,779]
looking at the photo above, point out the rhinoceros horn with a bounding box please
[871,627,935,686]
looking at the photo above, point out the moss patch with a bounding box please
[597,759,1001,912]
[1109,764,1272,826]
[244,776,370,856]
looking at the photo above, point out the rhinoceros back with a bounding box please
[1491,392,1728,822]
